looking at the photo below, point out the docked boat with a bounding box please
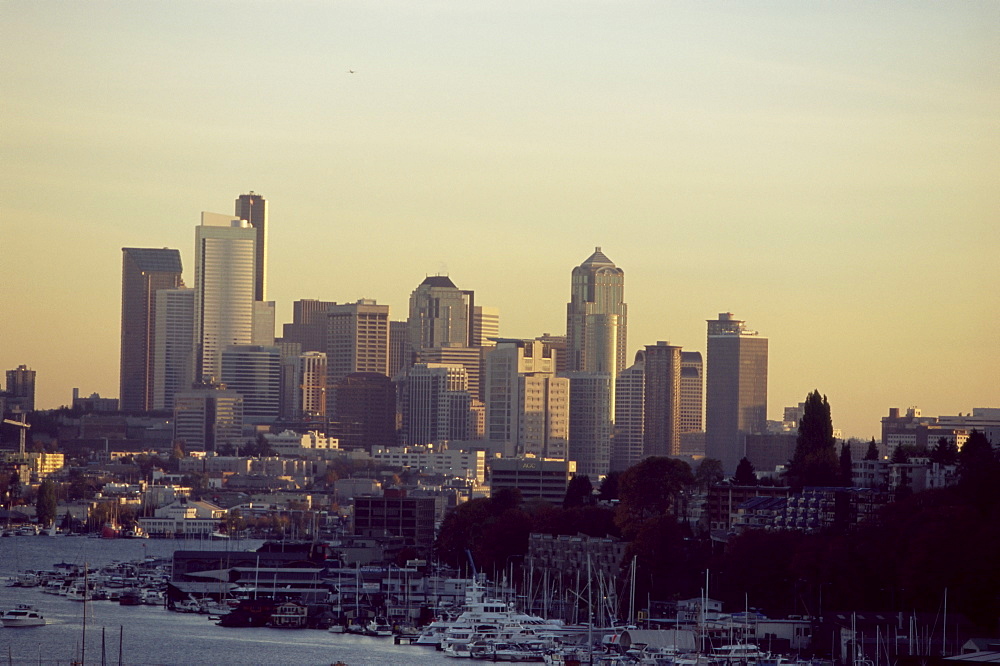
[1,605,46,627]
[364,618,393,637]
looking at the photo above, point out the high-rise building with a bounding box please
[484,339,568,459]
[472,306,500,347]
[120,248,184,412]
[294,351,328,419]
[173,382,244,452]
[4,365,36,413]
[419,344,483,402]
[193,214,256,383]
[680,351,704,433]
[566,247,628,377]
[328,372,397,450]
[705,313,768,475]
[408,276,474,352]
[643,341,683,458]
[403,363,472,445]
[566,371,613,478]
[252,301,276,346]
[326,300,389,416]
[612,350,645,472]
[388,320,412,379]
[235,192,267,302]
[221,345,281,424]
[152,287,194,410]
[282,299,335,353]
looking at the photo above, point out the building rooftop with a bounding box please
[123,247,183,273]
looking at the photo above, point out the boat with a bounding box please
[1,605,46,627]
[364,618,393,637]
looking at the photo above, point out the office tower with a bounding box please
[4,365,36,413]
[566,372,613,478]
[680,351,704,433]
[705,313,768,475]
[419,344,483,402]
[408,276,474,351]
[286,351,327,420]
[612,350,646,472]
[472,306,500,347]
[282,299,335,353]
[328,372,397,449]
[536,334,569,374]
[326,299,389,416]
[643,341,683,458]
[152,287,194,410]
[173,382,244,452]
[403,363,472,445]
[566,247,628,376]
[252,301,276,346]
[389,320,412,379]
[235,192,267,302]
[484,339,568,459]
[221,345,281,424]
[119,248,184,412]
[193,213,257,383]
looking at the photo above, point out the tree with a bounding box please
[614,456,693,538]
[597,472,620,501]
[864,438,880,461]
[35,480,58,526]
[695,458,725,491]
[787,390,838,488]
[891,445,909,464]
[930,437,959,466]
[733,457,757,485]
[563,474,593,508]
[839,443,853,486]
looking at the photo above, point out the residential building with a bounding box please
[371,444,486,483]
[705,313,768,475]
[119,248,184,412]
[565,247,628,376]
[527,533,628,586]
[193,214,257,383]
[281,351,327,420]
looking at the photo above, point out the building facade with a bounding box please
[644,342,683,458]
[565,371,613,478]
[326,300,390,417]
[565,247,628,377]
[612,350,645,472]
[220,345,281,424]
[234,192,267,303]
[152,287,194,410]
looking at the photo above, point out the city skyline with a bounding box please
[3,3,997,439]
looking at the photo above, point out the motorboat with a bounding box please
[364,618,393,637]
[1,605,46,627]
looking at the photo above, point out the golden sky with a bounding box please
[2,2,998,438]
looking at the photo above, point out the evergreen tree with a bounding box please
[695,458,725,491]
[839,443,853,486]
[35,480,58,526]
[597,472,620,501]
[787,390,838,488]
[563,474,593,508]
[733,457,757,485]
[930,437,959,465]
[891,445,909,464]
[864,438,880,461]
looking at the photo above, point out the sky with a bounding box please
[2,2,998,440]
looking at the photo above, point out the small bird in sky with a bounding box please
[348,69,356,74]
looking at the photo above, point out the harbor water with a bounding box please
[0,535,454,665]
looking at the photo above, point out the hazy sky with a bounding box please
[2,2,998,439]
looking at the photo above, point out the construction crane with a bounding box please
[2,413,30,457]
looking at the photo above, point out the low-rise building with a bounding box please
[489,456,575,504]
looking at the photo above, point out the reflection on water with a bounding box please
[0,535,452,665]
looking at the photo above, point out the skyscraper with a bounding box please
[221,345,281,424]
[566,371,613,478]
[679,351,704,433]
[408,275,474,352]
[643,341,683,458]
[326,300,389,417]
[120,248,184,412]
[152,287,194,410]
[705,313,768,475]
[403,363,472,445]
[193,214,257,383]
[5,365,36,413]
[612,350,646,472]
[235,192,267,302]
[566,247,628,376]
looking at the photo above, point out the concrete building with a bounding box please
[565,247,628,377]
[172,383,244,452]
[705,313,768,475]
[565,371,613,478]
[484,339,569,459]
[644,341,683,458]
[326,299,390,405]
[281,299,335,353]
[193,214,257,383]
[612,350,645,472]
[221,345,281,424]
[234,192,267,303]
[264,430,337,456]
[328,372,397,450]
[418,344,484,403]
[119,248,184,412]
[880,407,997,453]
[489,456,576,504]
[152,287,194,410]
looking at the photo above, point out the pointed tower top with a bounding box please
[580,246,615,268]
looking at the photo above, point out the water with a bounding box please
[0,536,453,665]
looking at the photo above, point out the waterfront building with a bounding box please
[565,247,628,376]
[221,345,281,424]
[527,533,628,585]
[644,341,683,458]
[612,350,645,472]
[235,192,267,302]
[705,313,768,475]
[193,214,257,383]
[119,248,184,412]
[489,456,576,504]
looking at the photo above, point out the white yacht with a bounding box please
[1,605,46,627]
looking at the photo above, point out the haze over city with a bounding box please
[3,2,998,439]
